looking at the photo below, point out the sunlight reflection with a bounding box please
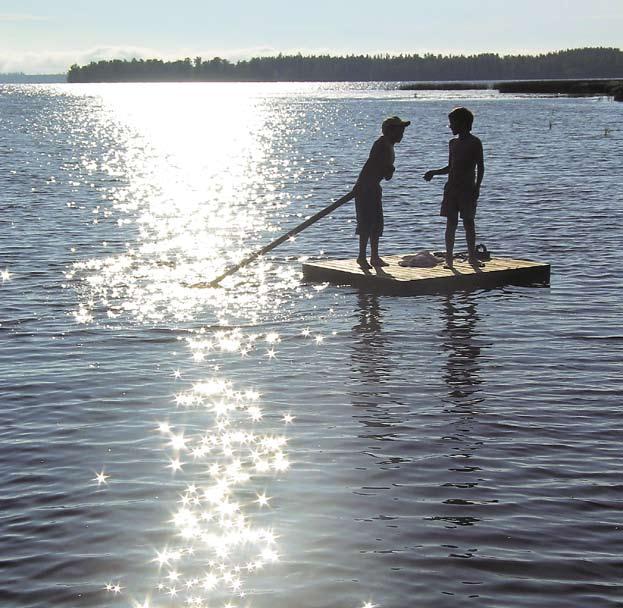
[67,84,304,325]
[104,582,123,594]
[151,371,290,606]
[92,470,109,487]
[91,320,381,607]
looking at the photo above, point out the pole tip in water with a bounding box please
[188,281,221,289]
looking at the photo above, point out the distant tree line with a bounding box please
[67,47,623,83]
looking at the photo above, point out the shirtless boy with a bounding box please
[424,107,484,267]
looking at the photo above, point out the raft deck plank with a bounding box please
[302,254,550,295]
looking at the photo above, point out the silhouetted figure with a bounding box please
[424,107,484,268]
[354,116,410,269]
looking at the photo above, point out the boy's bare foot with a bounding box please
[370,257,389,267]
[443,256,454,269]
[468,257,485,267]
[357,257,372,269]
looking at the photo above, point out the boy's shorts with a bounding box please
[355,183,384,238]
[440,183,478,220]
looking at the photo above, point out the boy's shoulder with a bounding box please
[463,133,482,148]
[370,134,393,154]
[450,133,482,147]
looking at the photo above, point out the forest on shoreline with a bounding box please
[67,47,623,83]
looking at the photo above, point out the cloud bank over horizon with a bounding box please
[0,45,283,74]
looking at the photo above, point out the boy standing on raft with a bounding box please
[355,116,410,268]
[424,107,484,268]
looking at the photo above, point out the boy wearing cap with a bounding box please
[354,116,410,268]
[424,107,484,268]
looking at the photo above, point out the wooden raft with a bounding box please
[302,254,550,295]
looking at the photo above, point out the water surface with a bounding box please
[1,82,622,608]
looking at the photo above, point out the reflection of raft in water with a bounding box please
[302,253,550,295]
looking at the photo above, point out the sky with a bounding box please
[0,0,622,73]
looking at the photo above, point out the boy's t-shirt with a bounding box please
[357,135,395,187]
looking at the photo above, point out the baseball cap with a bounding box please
[382,116,411,128]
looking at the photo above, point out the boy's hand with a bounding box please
[384,165,395,180]
[423,170,435,181]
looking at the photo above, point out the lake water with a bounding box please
[1,82,622,608]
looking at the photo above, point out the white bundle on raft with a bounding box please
[398,250,444,268]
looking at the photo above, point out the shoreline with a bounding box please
[3,76,622,100]
[399,78,623,100]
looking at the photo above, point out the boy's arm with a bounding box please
[424,141,451,181]
[475,139,484,189]
[423,165,449,181]
[375,139,396,180]
[476,140,485,190]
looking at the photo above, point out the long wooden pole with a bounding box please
[194,189,355,288]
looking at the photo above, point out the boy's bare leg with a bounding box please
[464,219,476,258]
[445,219,458,267]
[370,235,388,266]
[464,219,483,266]
[357,234,372,268]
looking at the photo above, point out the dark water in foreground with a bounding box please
[1,83,622,608]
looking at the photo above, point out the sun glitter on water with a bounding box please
[65,83,303,326]
[150,375,289,606]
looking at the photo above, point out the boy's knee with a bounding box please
[446,218,459,229]
[463,218,475,229]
